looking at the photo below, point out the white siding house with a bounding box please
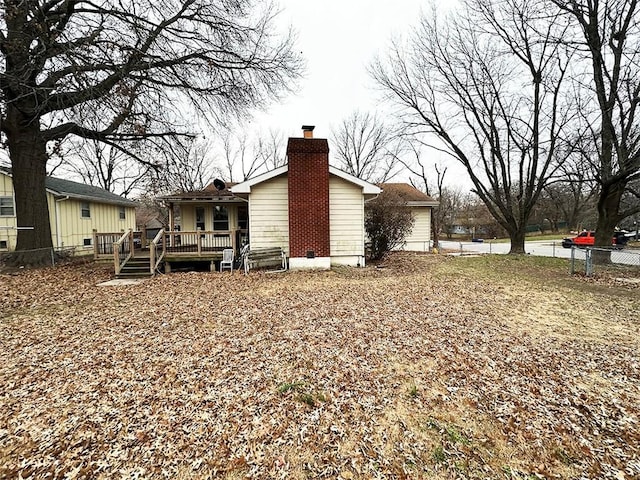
[0,167,137,253]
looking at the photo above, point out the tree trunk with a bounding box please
[508,227,526,254]
[6,113,53,265]
[592,181,625,265]
[595,182,625,246]
[431,210,439,250]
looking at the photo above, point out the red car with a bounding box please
[562,230,629,248]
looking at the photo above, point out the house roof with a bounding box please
[0,166,137,207]
[378,183,439,207]
[158,181,241,202]
[230,165,382,195]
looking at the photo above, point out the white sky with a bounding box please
[251,0,428,138]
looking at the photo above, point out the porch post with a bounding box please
[197,227,202,256]
[231,228,237,253]
[168,202,175,247]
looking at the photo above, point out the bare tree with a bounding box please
[219,127,287,182]
[551,1,640,247]
[401,143,447,248]
[0,0,302,262]
[330,110,401,183]
[371,0,575,253]
[147,137,220,194]
[54,138,154,197]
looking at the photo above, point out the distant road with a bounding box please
[438,240,639,265]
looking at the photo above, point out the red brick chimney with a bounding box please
[287,126,330,267]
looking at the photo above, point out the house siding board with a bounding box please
[329,176,364,258]
[56,199,136,249]
[401,207,432,252]
[249,175,289,253]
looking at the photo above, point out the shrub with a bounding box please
[365,190,414,260]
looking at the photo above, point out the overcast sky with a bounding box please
[251,0,430,139]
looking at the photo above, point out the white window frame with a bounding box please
[119,206,126,220]
[0,196,15,217]
[81,201,91,218]
[83,238,92,247]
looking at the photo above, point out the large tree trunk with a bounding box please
[595,181,625,246]
[6,112,53,265]
[508,227,526,254]
[592,181,626,265]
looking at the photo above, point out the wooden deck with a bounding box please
[94,229,247,276]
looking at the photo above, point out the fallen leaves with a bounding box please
[0,253,639,479]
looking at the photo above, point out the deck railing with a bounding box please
[163,229,245,255]
[113,229,134,276]
[94,229,143,258]
[149,228,166,274]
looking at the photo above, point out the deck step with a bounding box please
[116,257,156,279]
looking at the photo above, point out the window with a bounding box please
[0,240,7,249]
[238,205,248,230]
[81,202,91,218]
[83,238,92,246]
[195,207,205,230]
[0,196,14,216]
[213,206,229,231]
[119,206,126,220]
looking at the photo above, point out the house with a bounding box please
[158,126,438,270]
[0,167,137,253]
[375,183,439,252]
[230,126,381,268]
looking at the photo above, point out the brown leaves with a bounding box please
[1,253,639,479]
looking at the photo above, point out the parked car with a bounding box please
[561,230,629,249]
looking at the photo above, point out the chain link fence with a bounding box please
[569,246,640,277]
[0,246,80,268]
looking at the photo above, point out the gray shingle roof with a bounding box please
[0,166,137,207]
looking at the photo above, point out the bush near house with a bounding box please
[365,190,415,260]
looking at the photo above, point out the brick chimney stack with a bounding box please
[286,125,331,269]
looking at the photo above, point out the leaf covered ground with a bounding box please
[1,253,639,479]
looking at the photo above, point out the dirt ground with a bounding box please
[1,253,639,479]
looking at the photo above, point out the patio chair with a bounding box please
[220,248,234,272]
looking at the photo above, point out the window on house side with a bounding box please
[213,205,229,231]
[0,196,14,216]
[237,205,248,230]
[83,238,92,246]
[81,202,91,218]
[119,206,126,220]
[0,240,7,249]
[196,207,205,231]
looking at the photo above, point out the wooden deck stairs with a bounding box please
[116,253,156,279]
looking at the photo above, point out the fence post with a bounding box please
[585,248,593,277]
[552,241,556,258]
[197,228,202,256]
[93,229,98,259]
[570,246,575,274]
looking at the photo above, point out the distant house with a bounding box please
[374,183,439,252]
[0,167,137,252]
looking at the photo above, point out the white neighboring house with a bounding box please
[374,183,439,252]
[0,167,137,252]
